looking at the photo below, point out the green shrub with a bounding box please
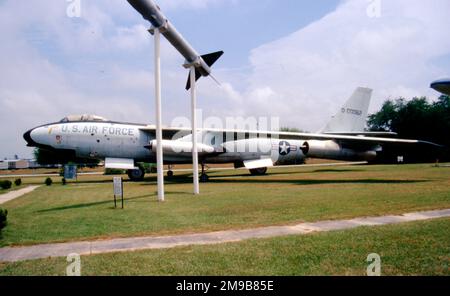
[14,178,22,186]
[0,208,7,231]
[45,177,53,186]
[140,163,156,173]
[0,180,12,190]
[104,168,125,175]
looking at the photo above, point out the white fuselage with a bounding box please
[31,122,150,161]
[26,121,311,166]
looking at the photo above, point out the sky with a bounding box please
[1,0,449,159]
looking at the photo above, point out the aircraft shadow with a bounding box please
[310,168,364,173]
[204,168,364,179]
[206,178,429,186]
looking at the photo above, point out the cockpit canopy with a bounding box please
[59,114,108,123]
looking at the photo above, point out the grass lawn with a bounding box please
[1,218,448,275]
[0,164,449,247]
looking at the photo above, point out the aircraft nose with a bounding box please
[23,128,38,147]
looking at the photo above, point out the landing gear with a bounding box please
[127,165,145,181]
[200,163,209,183]
[200,173,209,183]
[167,165,174,179]
[249,167,268,176]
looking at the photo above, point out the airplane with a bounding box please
[23,87,441,182]
[431,78,450,96]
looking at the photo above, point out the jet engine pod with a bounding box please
[300,140,341,159]
[300,140,377,161]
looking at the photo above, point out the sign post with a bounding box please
[64,164,77,180]
[113,177,124,209]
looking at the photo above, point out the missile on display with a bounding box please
[127,0,223,89]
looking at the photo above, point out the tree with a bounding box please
[368,95,450,162]
[367,99,399,131]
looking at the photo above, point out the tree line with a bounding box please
[368,95,450,162]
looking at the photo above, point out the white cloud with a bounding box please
[1,0,449,159]
[0,0,237,158]
[215,0,450,132]
[159,0,239,10]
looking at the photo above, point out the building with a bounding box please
[0,161,8,170]
[0,159,38,170]
[6,159,30,170]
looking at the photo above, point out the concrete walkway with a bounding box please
[0,186,40,205]
[0,208,449,263]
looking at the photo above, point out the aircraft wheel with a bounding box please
[127,167,145,181]
[249,167,268,176]
[167,170,174,178]
[200,173,209,183]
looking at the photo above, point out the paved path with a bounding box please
[0,186,40,205]
[1,208,449,263]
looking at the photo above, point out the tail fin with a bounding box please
[186,51,224,90]
[320,87,372,133]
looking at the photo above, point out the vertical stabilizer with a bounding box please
[320,87,372,133]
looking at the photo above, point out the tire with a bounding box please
[127,167,145,181]
[167,170,174,178]
[200,174,209,183]
[249,167,268,176]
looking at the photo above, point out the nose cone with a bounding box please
[23,129,38,147]
[23,127,50,148]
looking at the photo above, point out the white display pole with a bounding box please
[190,66,200,195]
[154,28,165,202]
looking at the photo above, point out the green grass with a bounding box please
[0,164,449,247]
[1,218,448,275]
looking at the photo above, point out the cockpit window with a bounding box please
[59,115,108,122]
